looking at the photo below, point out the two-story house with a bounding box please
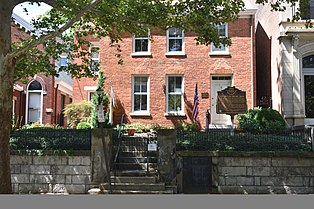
[12,13,73,127]
[72,1,257,128]
[254,0,314,127]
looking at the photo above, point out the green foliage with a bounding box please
[90,71,110,128]
[10,128,91,150]
[21,122,60,129]
[237,107,286,134]
[174,122,200,132]
[76,122,92,129]
[176,130,312,152]
[124,123,151,133]
[63,101,93,128]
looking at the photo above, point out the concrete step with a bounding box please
[116,151,157,158]
[110,169,156,176]
[114,162,157,170]
[100,183,165,191]
[117,157,157,164]
[102,189,174,194]
[110,176,157,184]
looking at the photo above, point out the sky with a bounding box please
[13,2,52,23]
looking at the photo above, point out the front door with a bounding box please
[27,92,42,123]
[211,76,232,125]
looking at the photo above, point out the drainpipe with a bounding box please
[250,14,255,108]
[51,76,55,124]
[54,84,59,125]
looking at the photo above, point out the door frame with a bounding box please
[210,75,233,125]
[302,68,314,125]
[25,87,43,124]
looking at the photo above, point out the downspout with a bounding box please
[51,76,55,124]
[54,84,59,125]
[250,14,255,108]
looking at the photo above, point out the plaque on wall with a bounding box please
[216,86,247,115]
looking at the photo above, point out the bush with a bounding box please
[174,122,199,132]
[63,101,93,128]
[76,122,92,129]
[124,123,150,133]
[237,107,286,134]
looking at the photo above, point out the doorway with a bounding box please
[26,80,43,124]
[210,76,232,125]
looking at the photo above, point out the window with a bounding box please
[166,28,184,55]
[88,91,96,101]
[90,43,100,73]
[166,75,184,114]
[59,56,68,71]
[132,30,150,56]
[132,76,149,114]
[210,24,229,54]
[301,0,314,19]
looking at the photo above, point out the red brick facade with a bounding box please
[11,21,72,127]
[73,18,256,128]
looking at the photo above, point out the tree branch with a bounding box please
[9,0,102,59]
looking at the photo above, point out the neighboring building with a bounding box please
[73,1,257,128]
[11,13,73,127]
[254,0,314,127]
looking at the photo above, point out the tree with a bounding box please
[0,0,303,194]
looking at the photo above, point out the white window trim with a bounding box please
[131,30,151,56]
[166,75,184,115]
[88,91,96,101]
[25,89,43,125]
[209,23,230,56]
[166,28,185,56]
[132,75,150,115]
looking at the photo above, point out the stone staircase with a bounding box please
[89,134,175,194]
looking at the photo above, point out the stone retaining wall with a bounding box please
[10,151,96,194]
[178,152,314,194]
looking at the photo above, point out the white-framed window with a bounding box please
[90,42,100,73]
[166,28,184,55]
[132,75,150,115]
[166,75,184,114]
[132,30,151,56]
[210,23,229,55]
[88,91,96,101]
[59,56,68,71]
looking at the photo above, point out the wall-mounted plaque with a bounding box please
[217,86,247,115]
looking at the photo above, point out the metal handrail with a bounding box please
[111,114,124,187]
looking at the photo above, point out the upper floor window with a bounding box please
[166,75,184,114]
[301,0,314,19]
[210,23,229,55]
[132,30,151,56]
[59,56,68,71]
[90,42,100,73]
[132,75,150,114]
[166,28,184,55]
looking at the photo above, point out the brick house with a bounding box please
[73,1,257,128]
[12,13,72,127]
[254,0,314,127]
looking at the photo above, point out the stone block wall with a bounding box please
[10,152,96,194]
[178,152,314,194]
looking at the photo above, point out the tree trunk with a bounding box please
[0,1,14,194]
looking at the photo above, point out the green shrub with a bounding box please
[63,101,93,128]
[76,122,92,129]
[174,122,199,132]
[124,123,150,133]
[237,107,286,134]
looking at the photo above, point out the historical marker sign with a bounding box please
[217,86,247,115]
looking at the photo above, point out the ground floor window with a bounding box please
[166,75,184,113]
[132,75,149,113]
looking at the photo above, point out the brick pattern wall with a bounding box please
[73,18,255,128]
[10,154,95,194]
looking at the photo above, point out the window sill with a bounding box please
[208,52,231,56]
[130,112,151,116]
[164,112,186,117]
[131,52,152,57]
[165,52,186,57]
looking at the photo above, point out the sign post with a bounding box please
[216,86,248,129]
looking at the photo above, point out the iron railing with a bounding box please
[176,127,313,152]
[10,128,91,150]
